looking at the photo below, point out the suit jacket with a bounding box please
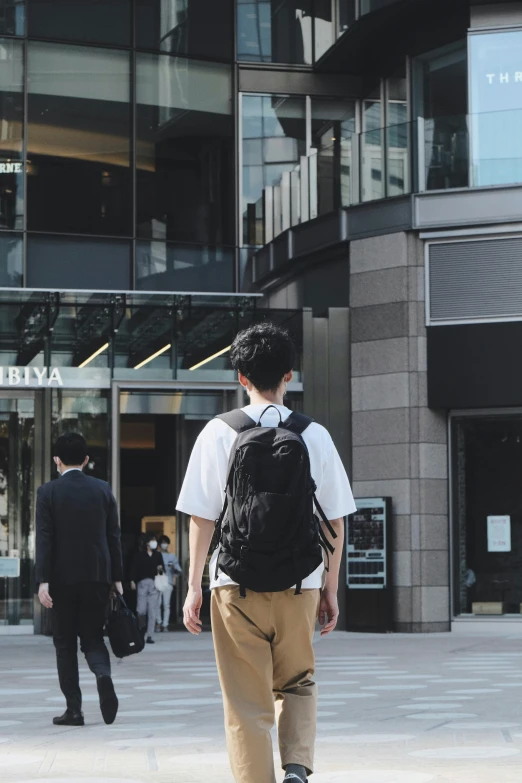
[35,470,123,585]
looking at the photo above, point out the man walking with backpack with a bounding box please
[177,322,356,783]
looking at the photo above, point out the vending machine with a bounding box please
[345,497,393,632]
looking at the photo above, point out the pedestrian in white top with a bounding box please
[156,535,182,631]
[177,322,356,783]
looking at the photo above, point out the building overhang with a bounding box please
[314,0,470,76]
[248,183,522,292]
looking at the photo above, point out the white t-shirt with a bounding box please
[176,404,357,589]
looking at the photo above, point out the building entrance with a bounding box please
[0,392,41,631]
[113,383,240,626]
[452,412,522,617]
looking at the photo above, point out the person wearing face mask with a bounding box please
[129,533,164,644]
[156,535,182,632]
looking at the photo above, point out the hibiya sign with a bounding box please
[0,367,64,387]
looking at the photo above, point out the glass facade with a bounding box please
[414,43,468,191]
[469,30,522,187]
[237,0,313,64]
[0,287,303,629]
[0,38,23,230]
[28,0,132,46]
[0,6,237,294]
[311,96,356,212]
[242,94,306,245]
[0,1,24,36]
[452,415,522,616]
[27,43,132,237]
[136,0,233,60]
[136,54,234,247]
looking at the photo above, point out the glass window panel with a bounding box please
[27,43,132,236]
[51,304,112,368]
[470,30,522,187]
[263,136,299,164]
[0,232,22,286]
[0,1,24,36]
[362,100,383,201]
[243,138,263,166]
[311,97,356,212]
[136,53,234,246]
[27,235,131,290]
[339,0,355,33]
[52,391,109,481]
[0,398,34,626]
[414,43,468,190]
[136,0,233,61]
[452,415,522,616]
[241,93,305,244]
[314,0,333,61]
[237,0,312,65]
[0,39,23,230]
[136,240,234,292]
[114,304,173,375]
[28,0,131,46]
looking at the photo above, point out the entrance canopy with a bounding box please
[0,290,303,388]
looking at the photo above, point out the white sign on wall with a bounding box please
[0,367,63,387]
[487,515,511,553]
[0,557,20,578]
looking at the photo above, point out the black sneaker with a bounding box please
[283,766,307,783]
[53,710,84,727]
[97,675,119,725]
[146,636,155,644]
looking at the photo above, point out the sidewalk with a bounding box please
[0,628,522,782]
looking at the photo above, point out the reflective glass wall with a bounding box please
[469,29,522,188]
[0,1,236,294]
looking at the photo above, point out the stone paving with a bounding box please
[0,627,522,782]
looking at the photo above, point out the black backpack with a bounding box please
[106,594,145,659]
[213,405,337,597]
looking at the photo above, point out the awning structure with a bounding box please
[0,290,302,380]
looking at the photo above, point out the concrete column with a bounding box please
[350,232,450,632]
[303,307,351,630]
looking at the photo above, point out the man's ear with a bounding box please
[82,456,89,468]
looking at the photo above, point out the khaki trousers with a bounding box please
[211,586,320,783]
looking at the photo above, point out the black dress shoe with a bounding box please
[97,674,119,725]
[146,636,155,644]
[53,710,84,726]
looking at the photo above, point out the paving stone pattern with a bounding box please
[0,629,522,782]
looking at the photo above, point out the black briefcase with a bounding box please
[106,594,145,659]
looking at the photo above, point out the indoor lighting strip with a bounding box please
[189,345,231,371]
[78,342,109,368]
[134,343,172,370]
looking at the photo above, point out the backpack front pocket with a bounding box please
[246,491,294,549]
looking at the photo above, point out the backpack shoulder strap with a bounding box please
[282,411,314,436]
[216,409,256,433]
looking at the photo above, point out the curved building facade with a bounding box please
[0,0,519,633]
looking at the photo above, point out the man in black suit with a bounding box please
[36,432,123,727]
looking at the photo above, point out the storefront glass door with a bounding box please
[452,413,522,615]
[113,383,240,625]
[0,393,36,628]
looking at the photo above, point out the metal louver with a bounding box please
[429,237,522,323]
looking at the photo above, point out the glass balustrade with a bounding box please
[246,109,522,252]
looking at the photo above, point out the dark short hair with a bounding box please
[159,535,170,545]
[145,532,157,543]
[230,322,295,392]
[54,433,88,466]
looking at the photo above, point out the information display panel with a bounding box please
[347,497,389,590]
